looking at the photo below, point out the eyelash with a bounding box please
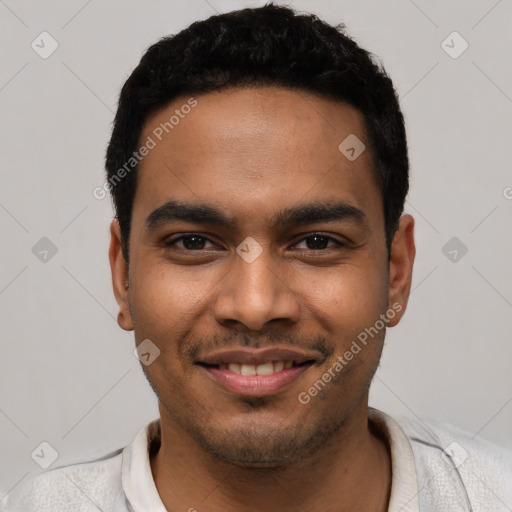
[163,233,346,252]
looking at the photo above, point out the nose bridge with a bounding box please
[236,249,276,306]
[213,242,299,331]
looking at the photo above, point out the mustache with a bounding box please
[184,332,333,362]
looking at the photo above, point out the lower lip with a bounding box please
[199,364,313,397]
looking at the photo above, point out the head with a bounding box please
[107,4,415,467]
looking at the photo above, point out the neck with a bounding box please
[150,399,391,512]
[150,402,391,512]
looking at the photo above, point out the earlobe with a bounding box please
[108,219,134,331]
[387,214,415,327]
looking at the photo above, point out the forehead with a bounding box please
[133,86,382,231]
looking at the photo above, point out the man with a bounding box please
[3,3,511,511]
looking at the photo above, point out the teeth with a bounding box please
[218,361,297,375]
[228,363,241,373]
[241,364,257,376]
[274,361,284,372]
[256,362,274,376]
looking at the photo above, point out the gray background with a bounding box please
[1,0,511,496]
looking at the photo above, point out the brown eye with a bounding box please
[164,234,215,251]
[294,234,344,251]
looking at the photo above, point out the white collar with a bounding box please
[368,407,420,511]
[122,409,419,512]
[122,419,167,512]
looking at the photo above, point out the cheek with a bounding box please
[132,260,206,315]
[128,262,206,354]
[128,266,201,392]
[303,262,388,334]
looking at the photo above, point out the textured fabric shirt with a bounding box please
[2,407,511,511]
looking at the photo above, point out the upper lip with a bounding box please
[197,347,319,366]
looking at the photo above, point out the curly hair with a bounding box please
[105,3,409,262]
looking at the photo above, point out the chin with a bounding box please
[204,442,302,468]
[193,419,332,469]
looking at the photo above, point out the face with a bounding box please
[109,86,415,467]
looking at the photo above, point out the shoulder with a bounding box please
[1,448,128,512]
[395,412,512,509]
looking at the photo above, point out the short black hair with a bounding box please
[105,3,409,263]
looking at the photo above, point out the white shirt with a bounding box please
[2,408,511,511]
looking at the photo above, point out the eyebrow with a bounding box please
[145,199,367,231]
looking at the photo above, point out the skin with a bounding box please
[109,86,415,512]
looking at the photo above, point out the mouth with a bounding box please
[197,359,314,375]
[195,347,319,397]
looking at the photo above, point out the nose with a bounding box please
[212,246,300,332]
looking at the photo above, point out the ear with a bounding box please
[109,219,134,331]
[387,214,415,327]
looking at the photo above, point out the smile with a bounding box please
[197,360,315,396]
[200,359,312,375]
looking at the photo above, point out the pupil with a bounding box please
[183,235,205,250]
[307,235,328,250]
